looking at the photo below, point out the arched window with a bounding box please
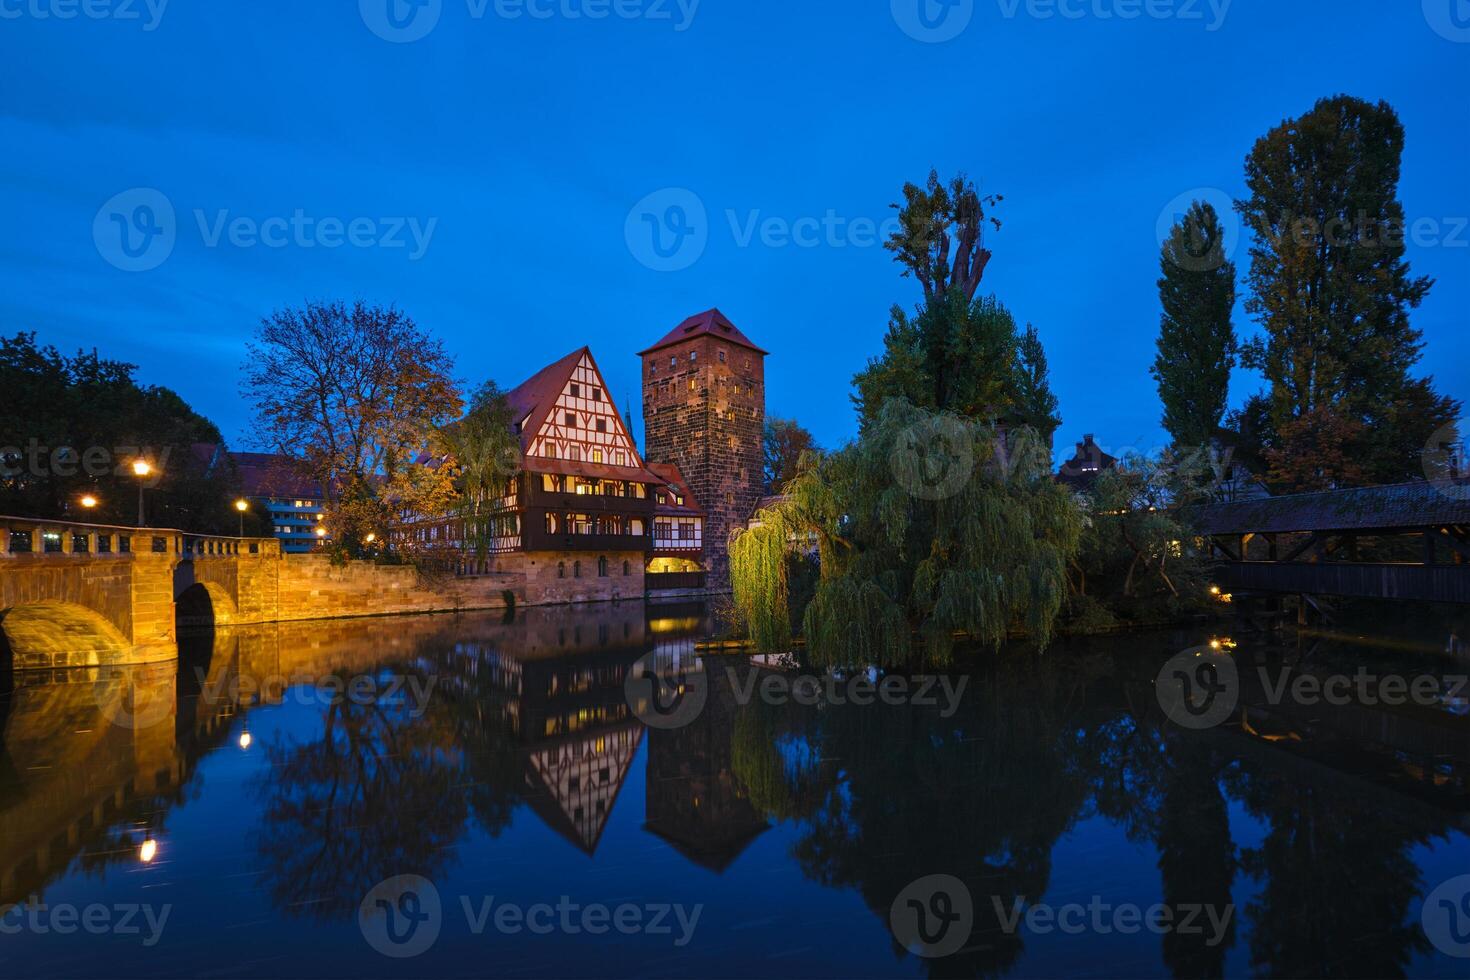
[573,560,582,579]
[557,561,566,579]
[598,556,608,578]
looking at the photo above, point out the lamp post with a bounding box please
[132,460,152,526]
[315,526,327,549]
[235,498,249,537]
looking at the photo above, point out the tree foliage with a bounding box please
[436,381,522,559]
[1014,322,1062,449]
[0,331,242,532]
[243,301,462,550]
[762,416,818,494]
[1235,95,1458,488]
[1152,201,1237,451]
[732,400,1082,665]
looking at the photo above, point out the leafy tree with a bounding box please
[436,381,522,560]
[1013,322,1062,449]
[732,401,1081,664]
[762,417,817,494]
[0,332,240,531]
[1068,453,1215,625]
[1263,405,1367,492]
[243,301,462,550]
[1235,95,1459,487]
[1152,201,1237,451]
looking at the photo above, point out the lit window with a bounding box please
[592,449,604,463]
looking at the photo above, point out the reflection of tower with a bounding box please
[640,310,767,585]
[644,655,769,871]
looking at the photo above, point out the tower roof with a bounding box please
[637,308,769,357]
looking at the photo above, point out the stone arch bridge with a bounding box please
[0,516,283,672]
[1,514,528,675]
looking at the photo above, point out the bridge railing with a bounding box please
[1,516,278,560]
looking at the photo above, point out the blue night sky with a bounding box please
[2,0,1466,461]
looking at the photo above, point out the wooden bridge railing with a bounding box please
[1217,560,1470,604]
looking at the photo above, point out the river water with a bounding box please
[1,604,1467,978]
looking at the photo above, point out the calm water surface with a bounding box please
[1,604,1467,978]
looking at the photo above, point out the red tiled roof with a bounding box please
[505,347,590,455]
[647,462,706,516]
[230,451,324,499]
[637,308,768,357]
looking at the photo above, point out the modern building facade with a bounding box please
[229,452,329,553]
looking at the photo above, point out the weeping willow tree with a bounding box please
[731,399,1083,666]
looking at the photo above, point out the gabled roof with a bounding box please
[1192,480,1470,536]
[505,347,590,455]
[637,308,768,357]
[647,462,705,516]
[230,451,324,498]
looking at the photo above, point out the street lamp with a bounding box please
[315,526,328,547]
[131,460,152,527]
[79,494,99,511]
[235,498,249,536]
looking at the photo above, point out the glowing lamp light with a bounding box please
[1209,585,1221,596]
[132,460,152,478]
[235,499,249,512]
[364,533,376,544]
[139,839,158,863]
[315,527,328,539]
[80,495,99,509]
[239,730,253,750]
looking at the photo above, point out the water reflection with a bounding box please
[1,608,1467,977]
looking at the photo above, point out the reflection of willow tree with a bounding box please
[736,656,1095,978]
[251,668,470,919]
[1081,700,1239,979]
[1223,761,1440,978]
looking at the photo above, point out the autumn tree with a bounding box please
[762,417,817,494]
[243,301,462,550]
[1152,201,1237,452]
[1235,95,1458,488]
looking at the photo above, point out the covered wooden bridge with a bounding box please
[1193,482,1470,605]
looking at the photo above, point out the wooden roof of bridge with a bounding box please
[1192,481,1470,536]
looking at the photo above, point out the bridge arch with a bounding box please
[175,582,238,631]
[0,601,134,670]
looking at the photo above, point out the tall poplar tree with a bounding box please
[1151,201,1236,451]
[1235,95,1458,487]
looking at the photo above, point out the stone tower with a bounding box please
[639,309,767,585]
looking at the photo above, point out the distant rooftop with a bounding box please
[637,308,768,357]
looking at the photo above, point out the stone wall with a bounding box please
[515,550,646,606]
[271,556,521,622]
[642,333,765,585]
